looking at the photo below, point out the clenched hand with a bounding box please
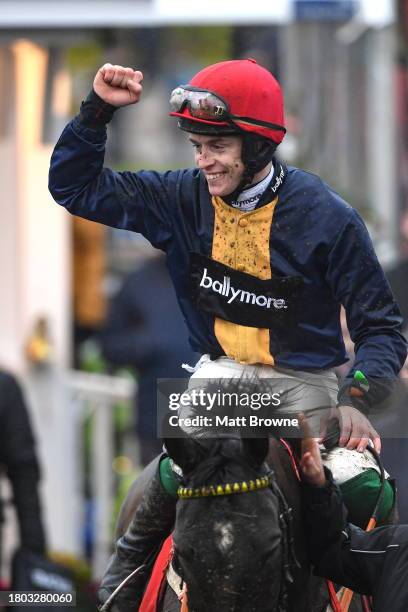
[93,63,143,107]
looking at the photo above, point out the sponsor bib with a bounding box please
[190,252,303,328]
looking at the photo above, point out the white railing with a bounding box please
[64,370,136,579]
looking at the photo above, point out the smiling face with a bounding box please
[188,133,246,197]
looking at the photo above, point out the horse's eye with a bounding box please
[184,546,196,560]
[172,552,182,574]
[175,545,196,565]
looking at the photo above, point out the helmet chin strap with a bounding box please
[226,134,278,202]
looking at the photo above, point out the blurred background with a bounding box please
[0,0,407,604]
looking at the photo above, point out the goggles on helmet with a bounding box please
[169,85,286,134]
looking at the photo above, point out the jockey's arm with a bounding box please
[48,88,176,251]
[325,209,407,451]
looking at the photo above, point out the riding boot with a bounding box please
[98,457,177,612]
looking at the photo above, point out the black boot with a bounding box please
[98,457,177,612]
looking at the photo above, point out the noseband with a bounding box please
[174,472,274,612]
[173,467,300,611]
[177,474,272,499]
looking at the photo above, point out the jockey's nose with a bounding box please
[194,144,216,169]
[197,151,214,170]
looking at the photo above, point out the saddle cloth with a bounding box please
[139,536,173,612]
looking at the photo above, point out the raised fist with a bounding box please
[93,63,143,107]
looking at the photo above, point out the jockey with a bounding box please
[48,59,407,611]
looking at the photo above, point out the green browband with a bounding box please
[178,475,272,500]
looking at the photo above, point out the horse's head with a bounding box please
[165,435,284,612]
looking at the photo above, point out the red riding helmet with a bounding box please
[169,58,286,144]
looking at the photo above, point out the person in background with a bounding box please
[99,253,198,466]
[301,420,408,612]
[376,355,408,522]
[0,369,46,573]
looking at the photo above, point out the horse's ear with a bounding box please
[242,437,269,466]
[164,435,200,474]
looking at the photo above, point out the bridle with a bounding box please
[177,474,272,499]
[174,467,300,612]
[101,453,301,612]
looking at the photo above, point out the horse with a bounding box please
[114,375,381,611]
[116,435,319,612]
